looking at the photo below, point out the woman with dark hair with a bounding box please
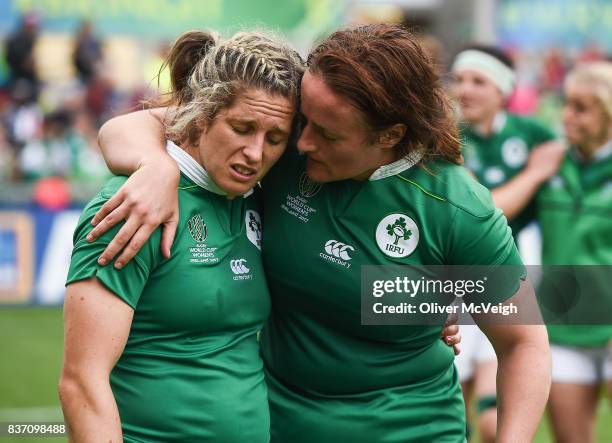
[87,24,550,442]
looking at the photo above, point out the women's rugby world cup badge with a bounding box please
[188,213,207,243]
[298,172,322,197]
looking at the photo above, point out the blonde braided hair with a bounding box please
[163,29,304,145]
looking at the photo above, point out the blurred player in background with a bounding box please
[539,62,612,443]
[450,45,565,442]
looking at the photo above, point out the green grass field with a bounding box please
[0,307,610,442]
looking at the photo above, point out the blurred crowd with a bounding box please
[0,13,171,205]
[0,12,611,205]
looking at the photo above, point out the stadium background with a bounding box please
[0,0,610,441]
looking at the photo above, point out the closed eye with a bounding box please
[232,125,251,135]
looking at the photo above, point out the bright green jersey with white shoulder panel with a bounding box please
[538,144,612,347]
[461,112,556,237]
[66,141,270,443]
[260,149,524,443]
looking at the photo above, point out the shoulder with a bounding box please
[506,114,555,142]
[401,160,496,220]
[73,176,162,259]
[74,176,128,236]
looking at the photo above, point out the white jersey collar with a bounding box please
[368,149,424,181]
[593,140,612,162]
[473,111,507,137]
[570,139,612,164]
[166,140,253,197]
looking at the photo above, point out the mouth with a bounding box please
[230,164,257,182]
[307,155,324,165]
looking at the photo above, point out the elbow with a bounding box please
[97,120,118,174]
[58,365,99,410]
[58,369,82,408]
[498,326,552,382]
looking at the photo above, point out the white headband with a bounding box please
[452,50,516,97]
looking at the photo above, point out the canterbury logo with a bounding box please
[324,240,354,260]
[230,259,250,275]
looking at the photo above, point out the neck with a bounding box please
[474,112,498,136]
[183,143,204,169]
[576,133,612,160]
[353,149,397,181]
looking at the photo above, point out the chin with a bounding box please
[219,179,256,197]
[462,111,482,125]
[306,162,334,183]
[563,131,581,146]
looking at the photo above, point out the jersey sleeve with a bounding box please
[527,119,556,146]
[66,177,163,309]
[446,205,526,305]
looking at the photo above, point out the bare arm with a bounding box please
[98,108,168,174]
[90,109,180,265]
[59,279,134,442]
[491,141,565,220]
[475,280,551,443]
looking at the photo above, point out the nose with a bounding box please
[297,123,316,154]
[457,79,471,98]
[243,134,264,164]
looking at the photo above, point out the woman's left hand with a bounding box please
[441,315,461,355]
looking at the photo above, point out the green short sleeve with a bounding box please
[526,119,556,146]
[66,177,162,309]
[447,206,526,304]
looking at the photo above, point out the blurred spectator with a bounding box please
[0,124,14,180]
[3,81,43,148]
[18,109,105,181]
[541,47,567,93]
[578,41,604,64]
[73,20,103,86]
[85,73,118,127]
[5,13,40,103]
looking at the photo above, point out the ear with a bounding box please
[377,124,407,149]
[196,117,208,133]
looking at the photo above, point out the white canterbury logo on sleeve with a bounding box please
[230,259,250,275]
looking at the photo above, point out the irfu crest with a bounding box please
[376,213,419,258]
[386,217,412,245]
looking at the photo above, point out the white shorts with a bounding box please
[455,325,497,382]
[550,344,612,384]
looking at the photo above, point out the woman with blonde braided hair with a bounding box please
[60,29,303,442]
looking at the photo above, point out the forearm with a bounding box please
[59,374,123,442]
[495,328,551,442]
[98,108,169,175]
[491,170,543,221]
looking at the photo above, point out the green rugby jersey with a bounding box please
[461,112,556,236]
[537,144,612,347]
[66,142,271,442]
[260,149,524,443]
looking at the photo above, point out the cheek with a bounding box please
[588,112,609,135]
[264,146,286,169]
